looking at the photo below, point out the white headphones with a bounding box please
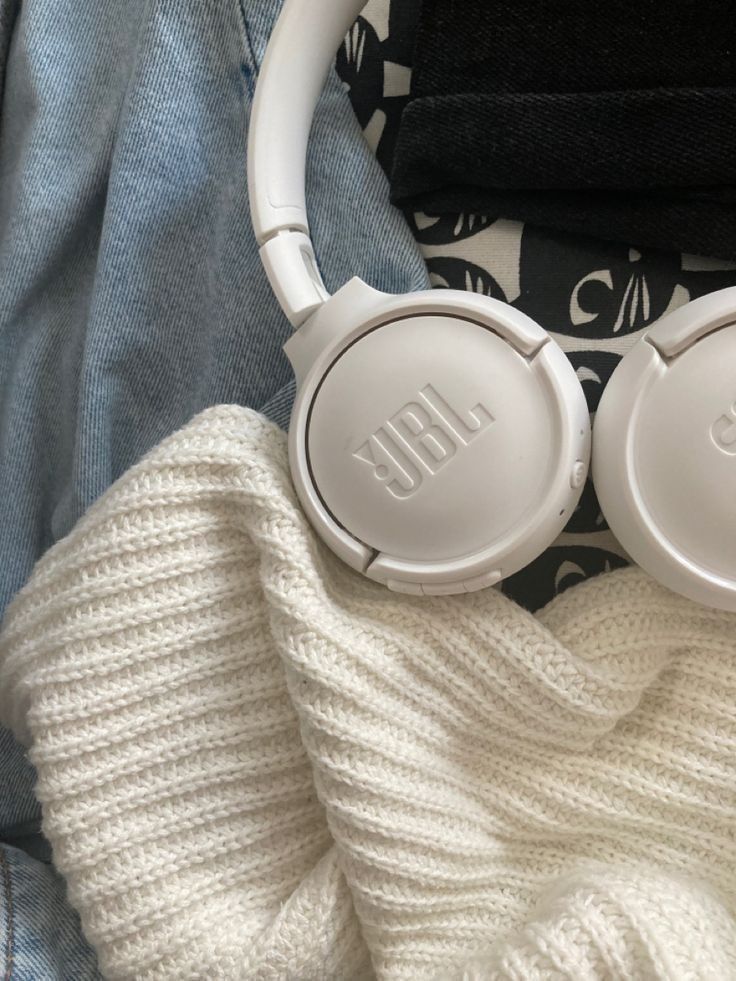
[248,0,736,611]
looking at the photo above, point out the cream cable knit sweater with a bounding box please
[1,405,735,981]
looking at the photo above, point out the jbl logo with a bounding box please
[712,402,736,456]
[352,384,494,500]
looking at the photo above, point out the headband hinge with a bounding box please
[260,230,328,328]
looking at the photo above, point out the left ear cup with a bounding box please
[593,288,736,611]
[287,281,591,595]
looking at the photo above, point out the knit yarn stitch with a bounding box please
[1,405,735,980]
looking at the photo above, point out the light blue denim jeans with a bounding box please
[0,0,428,970]
[0,846,100,980]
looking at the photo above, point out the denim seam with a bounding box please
[54,0,160,540]
[0,850,13,981]
[235,0,259,75]
[0,0,22,142]
[233,3,349,101]
[91,0,158,202]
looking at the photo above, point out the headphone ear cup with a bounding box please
[593,290,736,612]
[287,283,591,595]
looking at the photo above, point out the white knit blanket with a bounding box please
[1,405,735,981]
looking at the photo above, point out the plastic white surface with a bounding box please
[247,0,365,324]
[646,284,736,357]
[247,0,365,244]
[594,295,736,612]
[284,278,551,387]
[289,293,590,594]
[310,316,557,561]
[259,231,329,328]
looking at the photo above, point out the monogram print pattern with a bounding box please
[339,1,736,610]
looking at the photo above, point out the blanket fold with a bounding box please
[1,405,735,979]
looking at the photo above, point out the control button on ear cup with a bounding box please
[299,312,590,594]
[593,297,736,612]
[570,460,587,490]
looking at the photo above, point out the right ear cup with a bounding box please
[593,288,736,611]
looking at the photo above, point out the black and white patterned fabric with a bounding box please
[338,0,736,611]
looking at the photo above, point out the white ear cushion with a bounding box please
[593,318,736,612]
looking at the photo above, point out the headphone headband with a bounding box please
[247,0,365,326]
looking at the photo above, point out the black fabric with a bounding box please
[391,0,736,258]
[336,0,421,174]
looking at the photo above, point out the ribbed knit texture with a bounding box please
[1,405,735,979]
